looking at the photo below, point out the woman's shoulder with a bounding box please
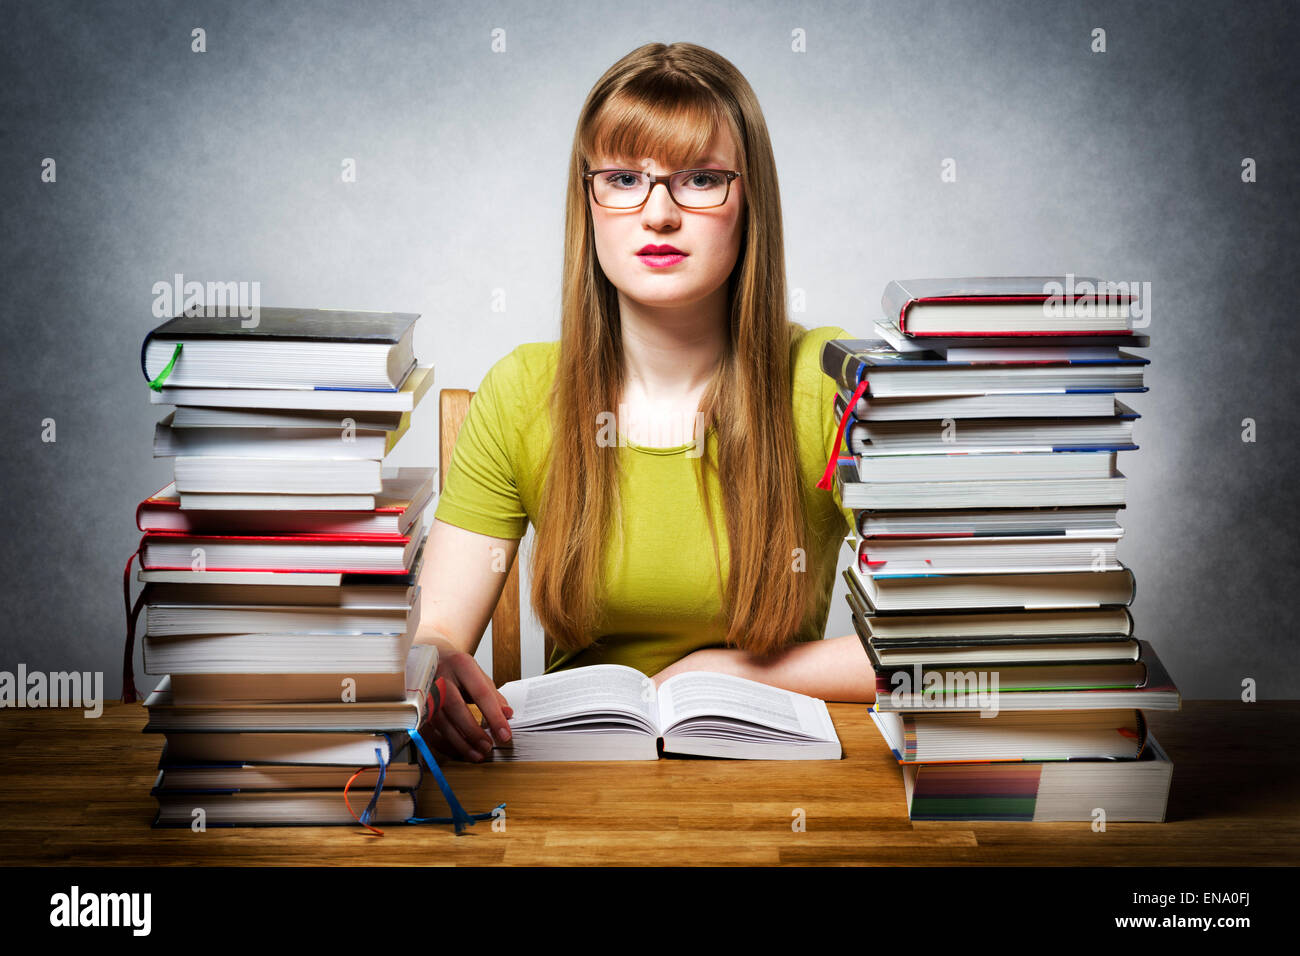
[788,323,851,395]
[789,323,851,364]
[479,339,562,402]
[787,323,852,466]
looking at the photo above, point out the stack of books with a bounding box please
[127,307,451,828]
[822,277,1178,822]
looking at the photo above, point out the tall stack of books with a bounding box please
[127,307,446,828]
[822,277,1178,822]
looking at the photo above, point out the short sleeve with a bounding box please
[820,326,856,536]
[433,349,530,539]
[821,326,853,465]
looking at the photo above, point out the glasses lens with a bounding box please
[670,169,729,208]
[590,170,649,208]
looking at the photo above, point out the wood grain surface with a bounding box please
[0,701,1295,866]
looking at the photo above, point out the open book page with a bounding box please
[498,664,658,734]
[655,671,838,743]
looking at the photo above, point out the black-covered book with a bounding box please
[819,338,1148,397]
[140,307,419,389]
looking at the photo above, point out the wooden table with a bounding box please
[1,701,1295,866]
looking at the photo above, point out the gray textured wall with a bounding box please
[1,0,1296,698]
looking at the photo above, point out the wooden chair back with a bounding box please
[438,388,551,685]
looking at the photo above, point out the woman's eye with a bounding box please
[604,172,642,189]
[683,171,723,189]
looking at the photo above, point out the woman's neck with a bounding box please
[614,285,728,448]
[617,283,728,402]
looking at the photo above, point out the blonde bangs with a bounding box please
[581,81,738,173]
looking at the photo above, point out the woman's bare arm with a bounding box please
[649,634,875,703]
[412,517,522,759]
[414,517,520,655]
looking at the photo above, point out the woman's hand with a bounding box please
[423,638,515,762]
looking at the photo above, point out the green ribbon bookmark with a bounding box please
[147,343,183,391]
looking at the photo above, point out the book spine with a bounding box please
[1133,709,1149,757]
[820,340,869,392]
[135,481,176,532]
[880,280,913,334]
[140,327,154,382]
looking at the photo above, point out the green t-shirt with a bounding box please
[433,323,854,677]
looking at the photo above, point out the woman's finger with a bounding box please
[438,674,496,757]
[429,688,485,762]
[455,660,514,746]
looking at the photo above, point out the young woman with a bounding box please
[415,42,875,763]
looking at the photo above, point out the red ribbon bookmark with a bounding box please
[816,377,869,491]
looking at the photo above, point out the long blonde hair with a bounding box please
[530,41,813,657]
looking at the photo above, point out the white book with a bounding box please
[144,595,419,636]
[152,791,416,827]
[870,706,1146,762]
[158,731,403,765]
[850,562,1135,612]
[168,668,412,705]
[142,308,417,389]
[941,345,1120,362]
[143,338,414,389]
[150,365,434,411]
[492,665,841,761]
[143,645,438,731]
[140,532,420,573]
[137,523,423,585]
[153,759,421,792]
[154,416,393,460]
[142,580,416,610]
[837,470,1128,510]
[139,568,349,586]
[170,405,405,430]
[872,319,1146,356]
[848,411,1137,453]
[856,450,1116,482]
[142,630,415,675]
[177,491,378,511]
[857,607,1134,642]
[856,507,1122,537]
[844,392,1120,420]
[173,456,383,494]
[861,364,1144,398]
[856,533,1121,575]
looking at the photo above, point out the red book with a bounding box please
[883,276,1139,338]
[136,468,434,536]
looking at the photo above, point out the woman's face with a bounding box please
[587,129,745,313]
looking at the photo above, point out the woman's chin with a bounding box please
[619,284,713,312]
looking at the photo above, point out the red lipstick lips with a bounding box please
[637,244,687,267]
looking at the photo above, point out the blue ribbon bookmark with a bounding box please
[360,746,388,827]
[404,726,504,834]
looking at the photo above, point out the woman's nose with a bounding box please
[640,180,681,229]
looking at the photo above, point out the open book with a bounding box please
[491,665,841,761]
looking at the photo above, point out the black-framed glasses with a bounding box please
[583,167,741,210]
